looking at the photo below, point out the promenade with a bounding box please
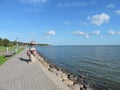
[0,48,71,90]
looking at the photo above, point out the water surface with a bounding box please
[37,45,120,90]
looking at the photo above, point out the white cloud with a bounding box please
[73,31,87,36]
[108,30,115,35]
[46,30,56,35]
[19,0,47,4]
[85,35,89,38]
[73,31,90,38]
[63,21,71,25]
[107,4,115,8]
[115,10,120,15]
[73,30,101,38]
[108,30,120,35]
[89,13,110,26]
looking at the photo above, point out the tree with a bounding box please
[8,42,14,46]
[0,38,2,46]
[12,41,17,46]
[3,38,9,47]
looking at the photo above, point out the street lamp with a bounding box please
[15,38,18,53]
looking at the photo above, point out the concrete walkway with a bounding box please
[0,48,71,90]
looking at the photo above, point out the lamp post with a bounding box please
[15,38,18,53]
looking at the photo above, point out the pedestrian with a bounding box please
[26,41,38,62]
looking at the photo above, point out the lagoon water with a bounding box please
[37,45,120,90]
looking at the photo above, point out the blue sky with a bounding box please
[0,0,120,45]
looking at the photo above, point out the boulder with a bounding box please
[49,68,57,73]
[83,84,93,90]
[72,84,80,90]
[72,84,84,90]
[61,73,68,80]
[56,71,63,75]
[68,74,77,81]
[63,79,74,86]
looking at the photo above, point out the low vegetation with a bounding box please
[0,47,24,65]
[0,55,7,65]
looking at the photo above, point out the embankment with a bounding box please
[37,53,94,90]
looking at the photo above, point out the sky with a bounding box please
[0,0,120,45]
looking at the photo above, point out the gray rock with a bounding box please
[63,79,74,86]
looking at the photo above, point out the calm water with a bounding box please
[37,45,120,90]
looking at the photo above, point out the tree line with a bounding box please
[0,38,49,47]
[0,38,26,47]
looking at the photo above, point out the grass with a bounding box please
[0,46,16,52]
[15,47,24,54]
[0,47,24,65]
[0,55,7,65]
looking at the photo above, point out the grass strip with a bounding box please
[0,55,8,65]
[0,46,16,52]
[0,47,24,65]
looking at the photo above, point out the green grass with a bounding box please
[0,47,24,65]
[0,46,16,52]
[15,47,24,54]
[0,55,7,65]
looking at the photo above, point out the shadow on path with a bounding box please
[19,58,31,64]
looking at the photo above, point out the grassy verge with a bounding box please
[0,46,16,52]
[0,47,24,65]
[15,47,24,54]
[0,55,7,65]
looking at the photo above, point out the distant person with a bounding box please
[26,41,38,62]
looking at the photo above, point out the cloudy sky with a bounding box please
[0,0,120,45]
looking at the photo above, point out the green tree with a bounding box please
[12,41,17,46]
[0,38,2,46]
[8,42,14,46]
[3,38,10,47]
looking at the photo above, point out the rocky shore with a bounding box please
[37,53,94,90]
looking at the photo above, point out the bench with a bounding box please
[4,51,16,58]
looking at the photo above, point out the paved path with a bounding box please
[0,48,71,90]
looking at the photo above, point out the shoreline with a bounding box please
[37,52,94,90]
